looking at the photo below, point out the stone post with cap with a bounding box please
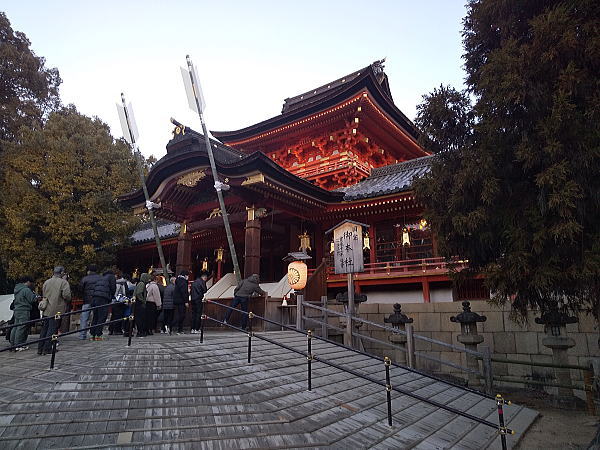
[450,301,487,388]
[384,303,413,366]
[535,300,578,407]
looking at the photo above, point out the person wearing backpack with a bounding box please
[109,271,128,336]
[39,266,71,355]
[9,276,39,351]
[134,273,150,337]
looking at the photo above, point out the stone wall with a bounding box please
[353,300,599,393]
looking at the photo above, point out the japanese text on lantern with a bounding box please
[333,222,364,274]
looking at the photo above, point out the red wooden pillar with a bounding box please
[175,225,192,276]
[244,207,261,278]
[368,223,377,270]
[314,224,323,268]
[422,277,431,303]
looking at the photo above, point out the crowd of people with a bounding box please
[6,264,267,353]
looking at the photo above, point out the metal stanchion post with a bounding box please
[307,330,313,391]
[200,298,206,344]
[128,299,135,347]
[496,394,514,450]
[50,334,59,370]
[247,312,254,364]
[385,356,393,426]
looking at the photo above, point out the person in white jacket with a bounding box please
[145,274,162,336]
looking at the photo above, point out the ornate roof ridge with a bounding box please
[281,59,388,114]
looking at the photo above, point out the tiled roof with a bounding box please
[338,155,433,200]
[130,220,180,244]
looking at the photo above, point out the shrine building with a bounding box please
[118,60,488,305]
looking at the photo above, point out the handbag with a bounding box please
[38,297,49,312]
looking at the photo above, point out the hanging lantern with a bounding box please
[201,257,209,272]
[329,241,335,254]
[215,247,225,262]
[132,268,140,280]
[402,227,411,246]
[363,232,370,250]
[148,265,154,274]
[419,218,428,230]
[298,231,312,252]
[287,260,308,290]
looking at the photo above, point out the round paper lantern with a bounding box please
[287,260,308,290]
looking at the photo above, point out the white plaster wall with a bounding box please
[430,288,453,303]
[363,288,453,304]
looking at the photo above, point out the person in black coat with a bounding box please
[78,265,102,340]
[173,270,189,334]
[190,272,208,334]
[89,270,116,340]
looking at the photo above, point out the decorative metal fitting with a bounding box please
[51,334,59,341]
[130,298,136,304]
[450,301,487,324]
[386,384,392,392]
[54,312,62,320]
[534,300,578,337]
[384,356,391,366]
[201,314,207,320]
[248,312,255,319]
[307,330,313,337]
[128,315,134,320]
[384,304,413,328]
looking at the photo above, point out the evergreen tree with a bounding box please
[0,107,140,286]
[0,12,61,143]
[416,0,600,317]
[415,85,474,154]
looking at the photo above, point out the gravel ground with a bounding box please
[505,388,599,449]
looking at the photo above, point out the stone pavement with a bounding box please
[0,331,538,449]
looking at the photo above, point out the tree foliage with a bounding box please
[415,0,600,317]
[0,12,61,143]
[415,85,474,153]
[0,107,140,286]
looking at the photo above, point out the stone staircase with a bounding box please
[0,331,538,449]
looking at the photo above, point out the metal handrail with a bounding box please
[0,299,132,332]
[302,301,482,356]
[302,315,480,376]
[203,299,508,434]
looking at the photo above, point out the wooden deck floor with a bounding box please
[0,331,538,449]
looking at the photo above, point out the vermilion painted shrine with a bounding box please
[118,60,487,305]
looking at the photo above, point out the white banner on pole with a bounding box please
[116,101,139,144]
[181,63,206,114]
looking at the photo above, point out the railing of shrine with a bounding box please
[320,256,468,281]
[299,301,492,389]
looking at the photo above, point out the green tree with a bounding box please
[0,12,61,143]
[0,107,140,286]
[415,0,600,318]
[415,85,474,153]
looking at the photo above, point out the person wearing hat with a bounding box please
[40,266,71,355]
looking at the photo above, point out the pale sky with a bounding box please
[3,1,468,158]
